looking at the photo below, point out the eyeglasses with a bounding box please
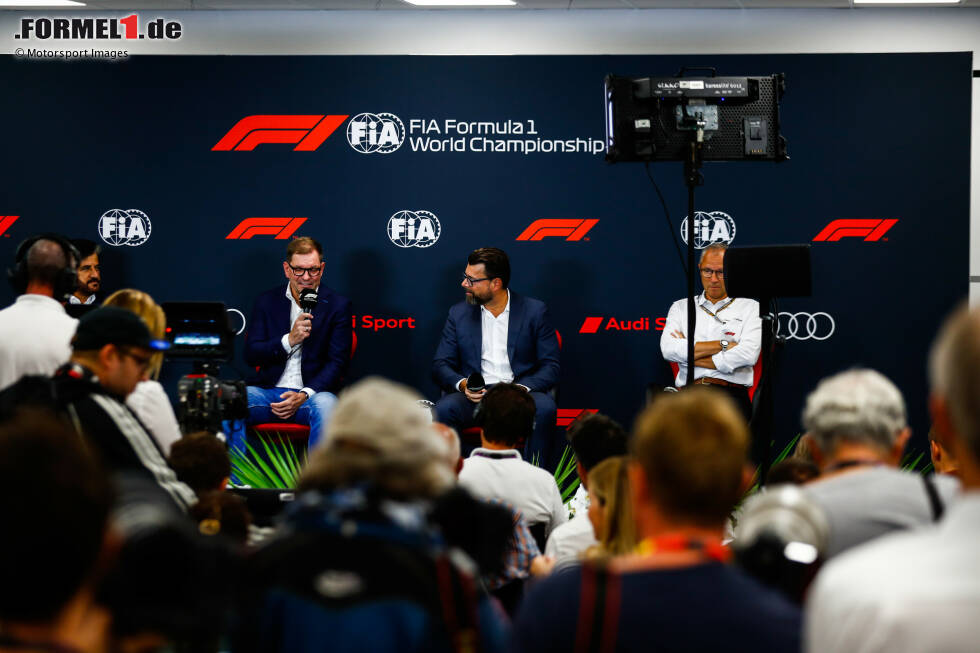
[461,274,490,287]
[289,265,323,278]
[700,267,725,279]
[118,347,152,371]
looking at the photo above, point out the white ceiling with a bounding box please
[12,0,980,9]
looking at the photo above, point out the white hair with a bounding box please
[801,368,907,454]
[929,305,980,461]
[299,377,453,499]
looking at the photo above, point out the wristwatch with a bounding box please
[720,340,729,352]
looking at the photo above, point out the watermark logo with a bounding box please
[14,15,182,40]
[99,209,151,247]
[812,219,897,242]
[0,216,19,238]
[212,115,349,152]
[226,217,307,240]
[387,210,441,248]
[777,312,835,341]
[516,219,598,242]
[347,113,406,154]
[680,210,736,249]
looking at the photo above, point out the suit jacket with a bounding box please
[432,291,560,394]
[245,284,353,394]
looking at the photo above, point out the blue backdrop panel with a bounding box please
[0,52,971,457]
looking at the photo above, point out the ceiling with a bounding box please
[9,0,980,9]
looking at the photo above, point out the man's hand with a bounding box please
[288,312,314,347]
[530,555,556,577]
[670,329,685,339]
[693,339,738,360]
[271,390,307,419]
[459,378,486,404]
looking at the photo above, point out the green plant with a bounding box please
[553,445,581,503]
[900,449,934,476]
[230,433,306,489]
[742,433,803,500]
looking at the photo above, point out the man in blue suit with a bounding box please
[433,247,561,468]
[244,237,353,449]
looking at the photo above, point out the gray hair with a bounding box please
[699,242,728,264]
[801,368,907,454]
[298,377,453,500]
[929,306,980,461]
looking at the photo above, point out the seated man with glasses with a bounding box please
[659,242,761,422]
[243,236,353,450]
[432,247,561,469]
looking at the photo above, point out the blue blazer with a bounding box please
[432,291,560,393]
[244,284,353,394]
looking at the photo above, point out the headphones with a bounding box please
[7,233,81,302]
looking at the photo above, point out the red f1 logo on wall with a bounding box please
[226,217,307,240]
[212,115,349,152]
[813,219,897,242]
[557,409,599,428]
[517,219,598,242]
[0,215,18,237]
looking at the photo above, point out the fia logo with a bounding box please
[679,211,736,249]
[347,113,405,154]
[387,210,440,248]
[99,209,151,247]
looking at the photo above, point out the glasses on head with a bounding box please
[118,347,152,371]
[461,274,490,287]
[700,267,725,279]
[289,264,323,278]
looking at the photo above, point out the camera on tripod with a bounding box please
[161,302,247,434]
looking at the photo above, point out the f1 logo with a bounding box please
[516,219,598,242]
[813,219,897,242]
[212,115,349,152]
[226,217,307,240]
[0,215,18,237]
[557,409,599,428]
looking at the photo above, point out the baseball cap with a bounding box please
[72,307,170,352]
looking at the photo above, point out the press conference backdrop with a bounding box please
[0,53,970,457]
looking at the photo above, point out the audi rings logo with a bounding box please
[680,211,736,249]
[777,312,836,341]
[347,112,405,154]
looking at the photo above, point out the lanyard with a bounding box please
[634,534,731,563]
[699,298,735,325]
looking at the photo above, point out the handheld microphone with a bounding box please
[466,372,485,393]
[299,288,318,316]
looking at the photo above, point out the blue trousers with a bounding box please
[434,390,558,470]
[245,386,338,450]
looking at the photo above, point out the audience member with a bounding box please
[68,238,101,305]
[583,455,638,558]
[190,490,252,546]
[929,425,960,478]
[0,234,79,391]
[234,377,508,653]
[0,307,196,510]
[545,413,628,571]
[168,431,231,495]
[512,387,801,653]
[801,368,959,558]
[806,306,980,652]
[766,458,820,486]
[0,410,114,653]
[457,383,567,543]
[103,288,184,455]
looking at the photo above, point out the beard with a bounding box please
[465,290,491,306]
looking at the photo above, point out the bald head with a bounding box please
[23,239,74,296]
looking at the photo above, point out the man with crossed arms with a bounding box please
[659,242,761,422]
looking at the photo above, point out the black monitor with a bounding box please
[161,301,234,361]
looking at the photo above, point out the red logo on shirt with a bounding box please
[0,215,19,237]
[212,115,349,152]
[812,219,897,242]
[226,217,307,240]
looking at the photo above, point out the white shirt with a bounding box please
[0,294,77,391]
[455,290,517,391]
[458,447,568,537]
[660,293,761,387]
[68,294,96,305]
[805,492,980,653]
[275,285,315,398]
[126,380,183,456]
[545,511,597,572]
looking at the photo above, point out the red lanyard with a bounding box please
[634,533,731,563]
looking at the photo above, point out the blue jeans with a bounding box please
[245,386,338,450]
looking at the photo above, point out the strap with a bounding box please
[922,474,945,522]
[574,561,620,653]
[434,554,482,653]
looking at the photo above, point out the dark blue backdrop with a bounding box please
[0,52,971,458]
